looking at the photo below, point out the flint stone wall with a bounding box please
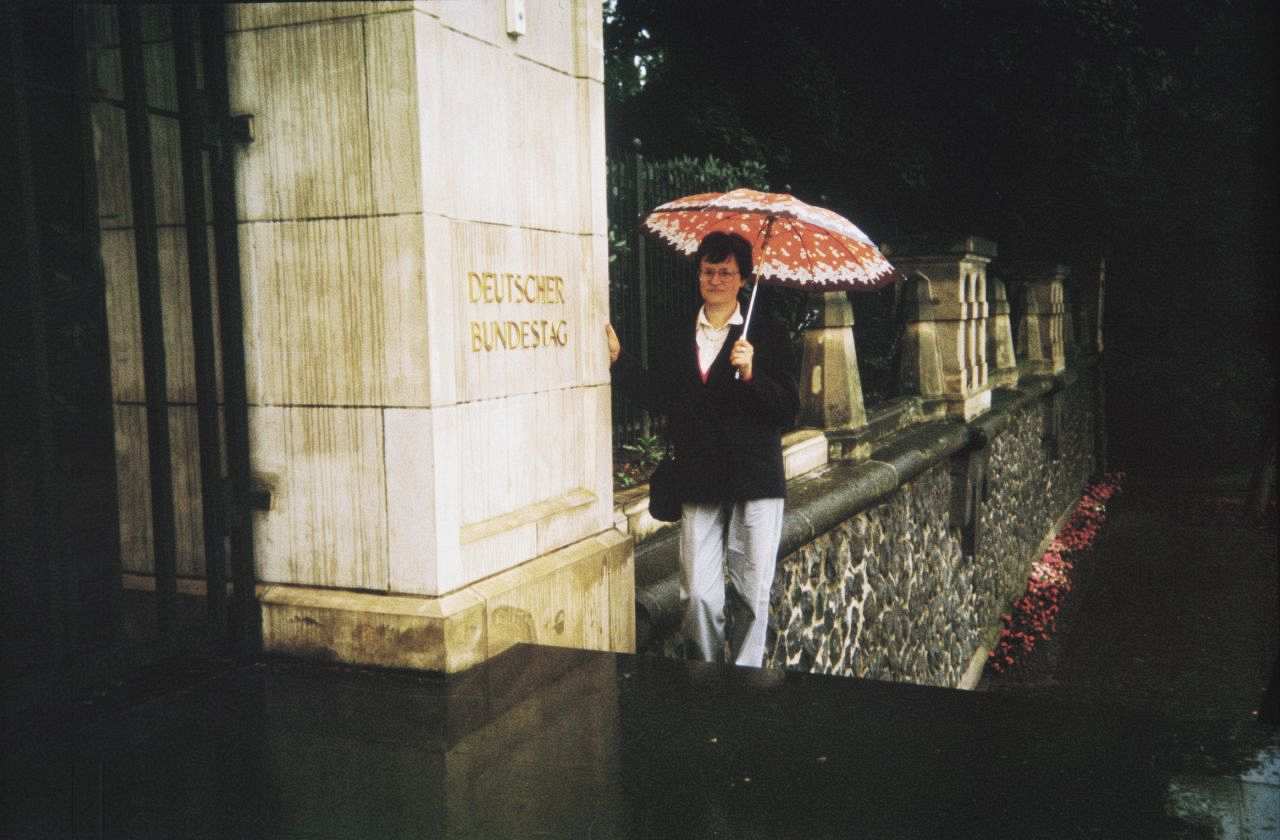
[973,371,1095,631]
[648,363,1099,688]
[765,463,975,685]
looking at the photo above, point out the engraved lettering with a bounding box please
[465,270,573,351]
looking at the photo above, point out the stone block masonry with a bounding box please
[220,1,630,671]
[768,462,976,684]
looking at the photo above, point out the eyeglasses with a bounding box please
[699,268,740,280]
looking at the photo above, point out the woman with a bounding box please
[607,231,799,666]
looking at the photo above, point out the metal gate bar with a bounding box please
[72,4,126,647]
[173,5,228,634]
[2,3,66,657]
[119,5,180,636]
[200,3,261,655]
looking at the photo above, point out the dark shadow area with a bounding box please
[4,641,1265,840]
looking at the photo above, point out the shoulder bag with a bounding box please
[647,456,682,522]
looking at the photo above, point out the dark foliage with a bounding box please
[606,0,1278,470]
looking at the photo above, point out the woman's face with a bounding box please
[698,254,744,308]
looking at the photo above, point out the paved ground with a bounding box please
[985,469,1279,838]
[0,645,1246,840]
[3,466,1275,839]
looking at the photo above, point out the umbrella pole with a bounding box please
[734,280,761,380]
[742,279,760,340]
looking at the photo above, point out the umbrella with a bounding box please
[643,187,896,345]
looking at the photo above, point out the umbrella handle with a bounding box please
[734,280,760,380]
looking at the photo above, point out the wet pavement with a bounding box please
[984,472,1280,838]
[4,472,1276,839]
[1,640,1272,839]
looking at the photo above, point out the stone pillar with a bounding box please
[1014,265,1068,376]
[1062,285,1078,362]
[226,1,632,672]
[798,292,866,430]
[986,276,1019,389]
[886,236,994,421]
[1073,257,1104,357]
[1095,257,1106,354]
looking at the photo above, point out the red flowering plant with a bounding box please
[988,472,1125,673]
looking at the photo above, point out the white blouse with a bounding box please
[695,304,744,378]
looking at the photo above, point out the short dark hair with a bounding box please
[695,231,753,280]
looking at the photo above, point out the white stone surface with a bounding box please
[384,405,460,594]
[168,405,206,578]
[157,227,196,403]
[460,522,539,593]
[239,215,429,407]
[414,13,593,232]
[150,115,186,226]
[228,19,373,221]
[92,103,132,229]
[449,384,611,587]
[250,406,388,590]
[574,0,605,82]
[232,0,615,600]
[113,404,153,575]
[225,3,412,33]
[444,221,599,403]
[584,78,608,235]
[418,0,588,80]
[365,12,421,216]
[101,228,144,403]
[782,430,829,479]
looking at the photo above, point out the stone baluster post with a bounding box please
[886,236,995,421]
[1014,264,1069,376]
[1074,257,1104,357]
[798,291,867,431]
[986,276,1019,388]
[1062,283,1080,362]
[1095,257,1106,354]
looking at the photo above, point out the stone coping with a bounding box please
[632,359,1098,648]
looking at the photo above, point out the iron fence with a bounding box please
[607,151,769,449]
[2,3,257,717]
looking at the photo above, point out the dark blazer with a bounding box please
[613,311,799,502]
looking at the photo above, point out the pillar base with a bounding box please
[258,529,634,673]
[943,388,992,421]
[989,366,1020,389]
[1020,359,1065,377]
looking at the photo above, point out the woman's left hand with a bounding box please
[730,338,754,381]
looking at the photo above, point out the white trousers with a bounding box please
[679,498,785,667]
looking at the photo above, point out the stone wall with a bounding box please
[973,372,1095,636]
[648,363,1100,688]
[766,462,976,686]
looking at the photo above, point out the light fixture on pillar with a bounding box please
[506,0,526,37]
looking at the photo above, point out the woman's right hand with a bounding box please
[605,323,621,365]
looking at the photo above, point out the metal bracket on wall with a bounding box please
[228,113,254,144]
[949,447,990,559]
[224,476,272,514]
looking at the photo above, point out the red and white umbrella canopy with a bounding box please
[643,188,895,290]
